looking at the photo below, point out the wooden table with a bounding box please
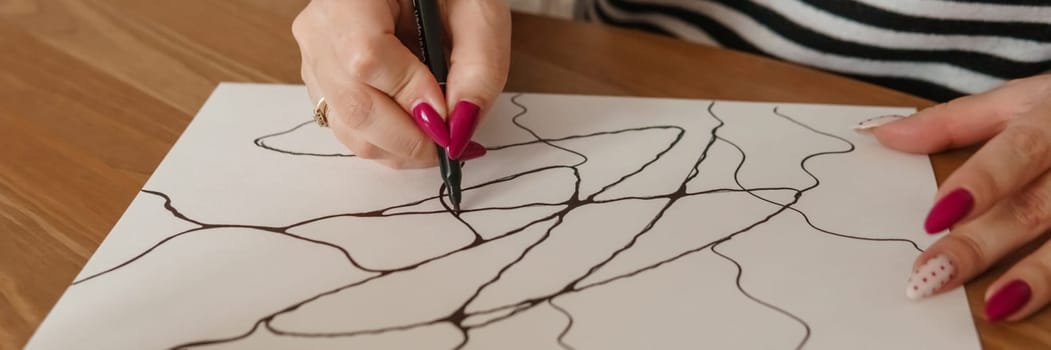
[0,2,1045,349]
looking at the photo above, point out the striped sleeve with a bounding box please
[578,0,1051,101]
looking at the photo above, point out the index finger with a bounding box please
[442,0,511,158]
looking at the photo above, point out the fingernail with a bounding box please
[448,101,481,159]
[459,142,487,161]
[985,279,1032,322]
[905,255,955,300]
[412,102,450,147]
[924,188,974,234]
[854,115,905,131]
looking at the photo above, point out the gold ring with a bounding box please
[313,97,329,127]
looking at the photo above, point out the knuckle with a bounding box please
[1029,260,1051,287]
[406,137,433,161]
[1007,125,1048,163]
[966,173,997,206]
[950,234,989,270]
[456,61,507,105]
[922,102,947,116]
[479,0,512,29]
[290,13,309,43]
[332,88,374,130]
[937,98,963,116]
[1013,258,1051,295]
[290,0,327,44]
[1011,188,1051,231]
[344,38,385,81]
[480,63,509,95]
[390,67,420,100]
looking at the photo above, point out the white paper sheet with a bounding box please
[26,83,981,350]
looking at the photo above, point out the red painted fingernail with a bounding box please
[412,102,450,147]
[924,188,974,234]
[459,142,487,161]
[985,279,1031,322]
[448,101,480,159]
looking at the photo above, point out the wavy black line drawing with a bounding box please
[30,89,973,350]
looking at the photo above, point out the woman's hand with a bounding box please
[292,0,511,168]
[867,74,1051,321]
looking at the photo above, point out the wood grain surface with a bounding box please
[0,1,1045,349]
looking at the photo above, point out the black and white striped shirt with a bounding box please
[578,0,1051,101]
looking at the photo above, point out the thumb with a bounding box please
[868,83,1033,154]
[443,0,511,159]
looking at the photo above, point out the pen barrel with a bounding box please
[413,0,449,86]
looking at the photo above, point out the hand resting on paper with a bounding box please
[291,0,511,168]
[868,74,1051,322]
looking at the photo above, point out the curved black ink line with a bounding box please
[715,107,922,252]
[717,136,922,252]
[281,164,577,231]
[549,299,577,350]
[510,94,588,167]
[73,223,383,285]
[72,226,206,286]
[381,203,566,217]
[486,126,681,151]
[684,101,726,183]
[437,181,484,244]
[267,314,441,338]
[460,302,532,329]
[771,108,923,252]
[167,273,392,349]
[688,107,919,350]
[711,244,810,350]
[170,319,265,349]
[254,120,356,158]
[455,215,569,311]
[273,230,384,273]
[452,325,470,350]
[141,190,208,226]
[701,135,815,349]
[570,198,790,292]
[572,101,725,290]
[587,126,685,200]
[75,190,383,284]
[592,186,801,204]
